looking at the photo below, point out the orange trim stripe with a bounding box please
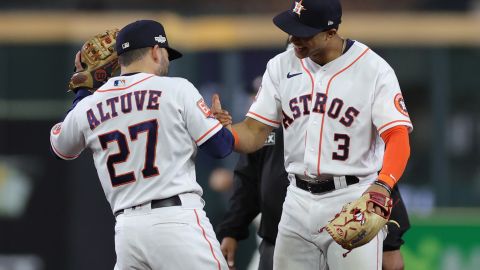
[194,209,222,270]
[300,59,315,97]
[96,75,155,92]
[247,111,281,125]
[195,123,221,144]
[378,119,412,133]
[50,139,79,159]
[231,127,240,150]
[317,48,370,175]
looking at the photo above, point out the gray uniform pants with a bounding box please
[258,240,275,270]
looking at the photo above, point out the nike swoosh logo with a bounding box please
[287,72,302,79]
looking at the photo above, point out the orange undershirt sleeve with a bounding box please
[377,125,410,188]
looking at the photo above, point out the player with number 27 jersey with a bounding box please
[248,41,412,179]
[51,20,233,269]
[50,73,222,213]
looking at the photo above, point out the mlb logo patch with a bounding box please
[114,80,126,87]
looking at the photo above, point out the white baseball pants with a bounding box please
[113,193,228,270]
[274,180,385,270]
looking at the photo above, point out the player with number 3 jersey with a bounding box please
[212,0,412,269]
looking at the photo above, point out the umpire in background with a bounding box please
[217,125,411,270]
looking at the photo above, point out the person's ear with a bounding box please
[326,29,337,39]
[151,45,160,63]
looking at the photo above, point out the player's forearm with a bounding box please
[231,119,273,154]
[377,126,410,189]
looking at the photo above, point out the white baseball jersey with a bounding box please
[248,41,413,179]
[50,73,222,213]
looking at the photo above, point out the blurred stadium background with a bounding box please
[0,0,479,269]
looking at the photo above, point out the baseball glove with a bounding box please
[68,29,119,92]
[322,192,393,253]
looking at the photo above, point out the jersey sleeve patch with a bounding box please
[51,123,62,135]
[394,93,409,117]
[196,98,212,118]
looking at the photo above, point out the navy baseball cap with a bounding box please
[116,20,182,61]
[273,0,342,38]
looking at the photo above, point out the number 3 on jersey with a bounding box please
[332,133,350,161]
[99,119,159,187]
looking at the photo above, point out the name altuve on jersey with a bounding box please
[87,90,162,130]
[282,92,359,129]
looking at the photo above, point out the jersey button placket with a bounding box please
[305,116,320,173]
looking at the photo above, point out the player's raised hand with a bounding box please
[68,51,86,93]
[211,94,223,114]
[216,111,233,127]
[74,51,84,72]
[211,94,233,128]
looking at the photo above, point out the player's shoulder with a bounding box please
[145,75,192,88]
[161,76,197,93]
[353,41,394,73]
[270,47,297,65]
[149,75,189,84]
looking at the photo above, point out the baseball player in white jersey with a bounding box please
[50,20,233,269]
[212,0,412,269]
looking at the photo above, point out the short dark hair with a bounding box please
[118,47,151,66]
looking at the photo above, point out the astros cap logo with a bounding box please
[292,0,306,16]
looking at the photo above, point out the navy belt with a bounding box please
[295,176,359,194]
[114,195,182,218]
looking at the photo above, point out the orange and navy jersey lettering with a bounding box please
[247,41,412,178]
[50,73,222,213]
[283,93,359,129]
[86,90,163,130]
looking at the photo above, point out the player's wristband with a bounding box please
[374,180,392,195]
[377,173,397,189]
[230,127,239,150]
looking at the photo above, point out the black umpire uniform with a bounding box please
[217,128,410,270]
